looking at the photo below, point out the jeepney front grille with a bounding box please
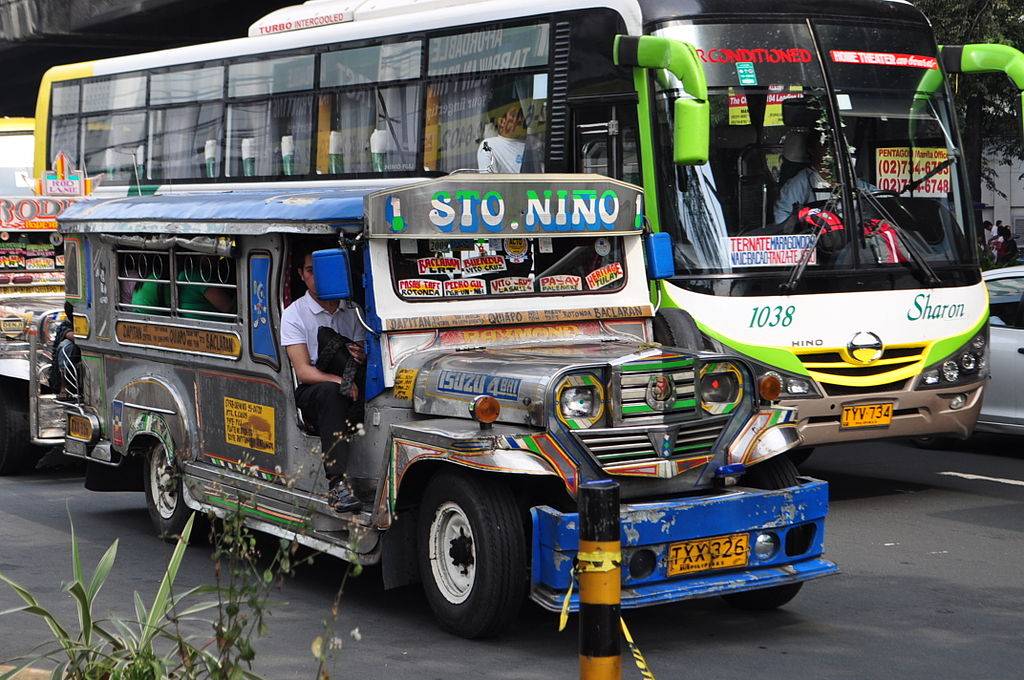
[574,419,727,467]
[617,355,697,424]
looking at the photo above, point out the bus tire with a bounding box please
[417,469,527,638]
[743,454,799,490]
[0,382,41,475]
[786,447,815,467]
[652,308,705,351]
[144,442,190,540]
[723,582,804,611]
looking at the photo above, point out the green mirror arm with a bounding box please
[941,43,1024,140]
[614,35,708,101]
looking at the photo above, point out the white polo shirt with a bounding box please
[280,291,365,365]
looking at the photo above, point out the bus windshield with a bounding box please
[651,21,974,289]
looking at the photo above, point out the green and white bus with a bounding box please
[35,0,1024,451]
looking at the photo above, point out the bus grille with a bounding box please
[793,344,927,386]
[616,354,697,423]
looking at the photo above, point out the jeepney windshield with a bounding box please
[651,21,975,292]
[389,235,627,300]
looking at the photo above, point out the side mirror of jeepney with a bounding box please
[312,248,352,300]
[940,44,1024,146]
[644,232,676,279]
[614,35,710,165]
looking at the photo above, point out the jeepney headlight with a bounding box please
[555,375,605,429]
[699,362,743,414]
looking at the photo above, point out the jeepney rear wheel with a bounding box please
[0,382,42,475]
[417,469,527,638]
[723,454,803,610]
[144,442,190,540]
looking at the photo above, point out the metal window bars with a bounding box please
[116,247,239,322]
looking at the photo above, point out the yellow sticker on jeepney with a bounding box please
[224,397,276,455]
[393,368,418,401]
[72,313,90,339]
[0,316,24,337]
[116,321,241,358]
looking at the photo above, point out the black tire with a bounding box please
[911,436,952,450]
[723,582,804,610]
[0,382,42,475]
[652,308,705,351]
[743,454,799,490]
[725,454,803,611]
[417,469,527,638]
[143,442,191,540]
[786,447,815,468]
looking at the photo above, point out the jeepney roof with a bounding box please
[58,186,395,235]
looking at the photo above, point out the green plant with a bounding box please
[0,511,197,679]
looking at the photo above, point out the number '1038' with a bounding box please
[749,305,795,328]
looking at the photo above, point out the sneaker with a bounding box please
[327,481,362,514]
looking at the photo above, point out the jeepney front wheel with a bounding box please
[144,442,190,540]
[0,381,42,475]
[417,469,527,638]
[723,454,803,610]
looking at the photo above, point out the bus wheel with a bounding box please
[725,454,804,610]
[0,383,41,475]
[786,447,815,468]
[144,442,190,540]
[417,470,527,638]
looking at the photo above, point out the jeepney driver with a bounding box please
[281,250,366,514]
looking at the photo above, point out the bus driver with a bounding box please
[281,247,366,514]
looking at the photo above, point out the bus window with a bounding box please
[50,82,81,166]
[82,111,147,183]
[317,41,422,174]
[149,66,225,180]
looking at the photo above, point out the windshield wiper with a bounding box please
[854,186,942,286]
[779,195,841,293]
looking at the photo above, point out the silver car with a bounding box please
[979,265,1024,433]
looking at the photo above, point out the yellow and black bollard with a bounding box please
[577,479,621,679]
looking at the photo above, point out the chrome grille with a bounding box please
[574,419,727,467]
[617,356,697,424]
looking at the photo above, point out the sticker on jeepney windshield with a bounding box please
[417,257,461,276]
[539,274,582,292]
[398,278,443,298]
[504,238,528,263]
[443,278,486,297]
[585,262,624,290]
[461,255,506,276]
[429,238,473,253]
[829,50,938,69]
[490,277,533,295]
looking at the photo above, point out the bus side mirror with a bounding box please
[615,35,710,165]
[645,232,676,279]
[941,43,1024,145]
[312,248,352,301]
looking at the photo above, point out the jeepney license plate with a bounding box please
[667,532,749,577]
[66,414,93,441]
[840,402,894,429]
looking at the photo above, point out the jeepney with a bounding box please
[59,175,836,637]
[0,195,75,473]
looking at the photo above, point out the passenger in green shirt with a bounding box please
[130,273,234,319]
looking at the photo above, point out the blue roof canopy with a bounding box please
[59,186,402,234]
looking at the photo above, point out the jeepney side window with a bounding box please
[226,55,315,178]
[116,247,238,322]
[423,23,550,173]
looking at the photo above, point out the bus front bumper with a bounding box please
[529,478,836,612]
[785,378,985,447]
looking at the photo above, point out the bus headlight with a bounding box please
[555,375,605,429]
[916,329,988,389]
[700,362,743,414]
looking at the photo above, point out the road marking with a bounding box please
[939,471,1024,487]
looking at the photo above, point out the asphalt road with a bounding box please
[2,437,1023,679]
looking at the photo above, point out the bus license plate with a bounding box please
[840,402,894,429]
[667,532,749,577]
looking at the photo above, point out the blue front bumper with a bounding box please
[529,477,837,612]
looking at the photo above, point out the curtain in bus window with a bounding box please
[316,85,421,174]
[424,74,547,173]
[227,95,312,178]
[50,117,80,167]
[82,111,146,184]
[149,103,224,180]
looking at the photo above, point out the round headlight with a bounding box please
[759,372,783,402]
[941,360,959,382]
[701,372,739,404]
[970,334,985,351]
[754,532,780,560]
[960,353,977,371]
[560,386,596,418]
